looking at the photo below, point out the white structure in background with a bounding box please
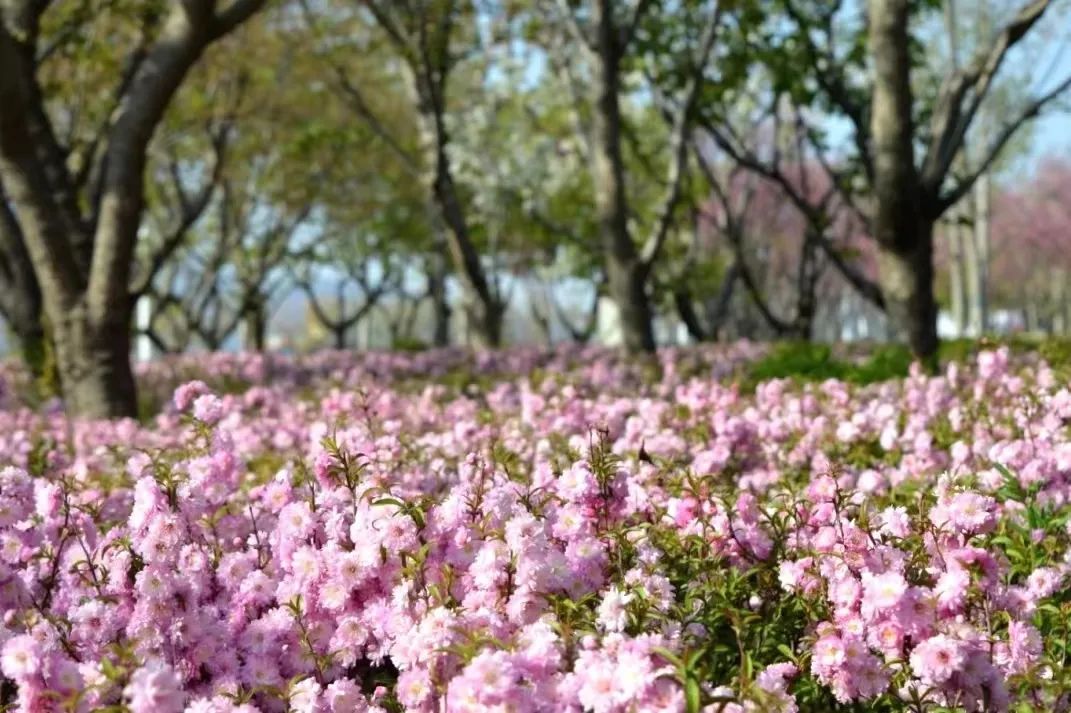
[134,296,155,362]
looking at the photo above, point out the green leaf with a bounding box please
[685,676,702,713]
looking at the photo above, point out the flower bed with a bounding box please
[0,346,1068,712]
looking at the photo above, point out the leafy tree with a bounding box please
[301,0,510,347]
[537,0,724,353]
[752,0,1071,360]
[0,0,266,417]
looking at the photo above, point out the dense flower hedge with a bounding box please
[0,345,1069,712]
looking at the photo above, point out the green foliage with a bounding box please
[739,343,913,390]
[742,337,1071,392]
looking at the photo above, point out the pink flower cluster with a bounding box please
[0,345,1067,712]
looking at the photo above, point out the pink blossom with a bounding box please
[909,634,966,685]
[124,660,185,712]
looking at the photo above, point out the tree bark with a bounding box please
[876,222,938,355]
[243,298,267,352]
[947,213,967,336]
[868,0,938,361]
[361,0,501,346]
[51,301,137,419]
[590,0,655,354]
[409,74,501,347]
[425,126,503,347]
[1025,300,1039,332]
[0,1,265,418]
[794,231,821,341]
[961,199,981,337]
[969,169,990,334]
[673,285,708,342]
[428,258,449,346]
[428,250,451,347]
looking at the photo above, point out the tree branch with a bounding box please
[920,0,1055,192]
[639,1,722,273]
[210,0,269,40]
[938,71,1071,212]
[0,24,85,306]
[782,0,872,179]
[693,122,885,311]
[131,123,231,298]
[87,0,264,324]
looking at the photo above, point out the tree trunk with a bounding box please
[794,231,821,341]
[1,2,265,419]
[1049,267,1065,335]
[946,214,967,336]
[944,0,966,341]
[591,0,655,354]
[465,300,503,349]
[52,303,137,419]
[876,224,938,357]
[970,170,990,335]
[869,0,938,362]
[1025,299,1039,333]
[428,240,451,348]
[243,299,266,351]
[334,324,347,350]
[412,86,500,347]
[673,285,708,342]
[529,292,554,346]
[961,204,981,337]
[605,262,654,352]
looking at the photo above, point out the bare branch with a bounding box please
[639,1,722,273]
[938,71,1071,212]
[782,0,872,179]
[131,124,231,298]
[921,0,1055,192]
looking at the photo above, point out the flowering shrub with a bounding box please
[0,345,1069,712]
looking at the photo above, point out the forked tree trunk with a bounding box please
[869,0,939,363]
[1,1,265,419]
[52,303,137,419]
